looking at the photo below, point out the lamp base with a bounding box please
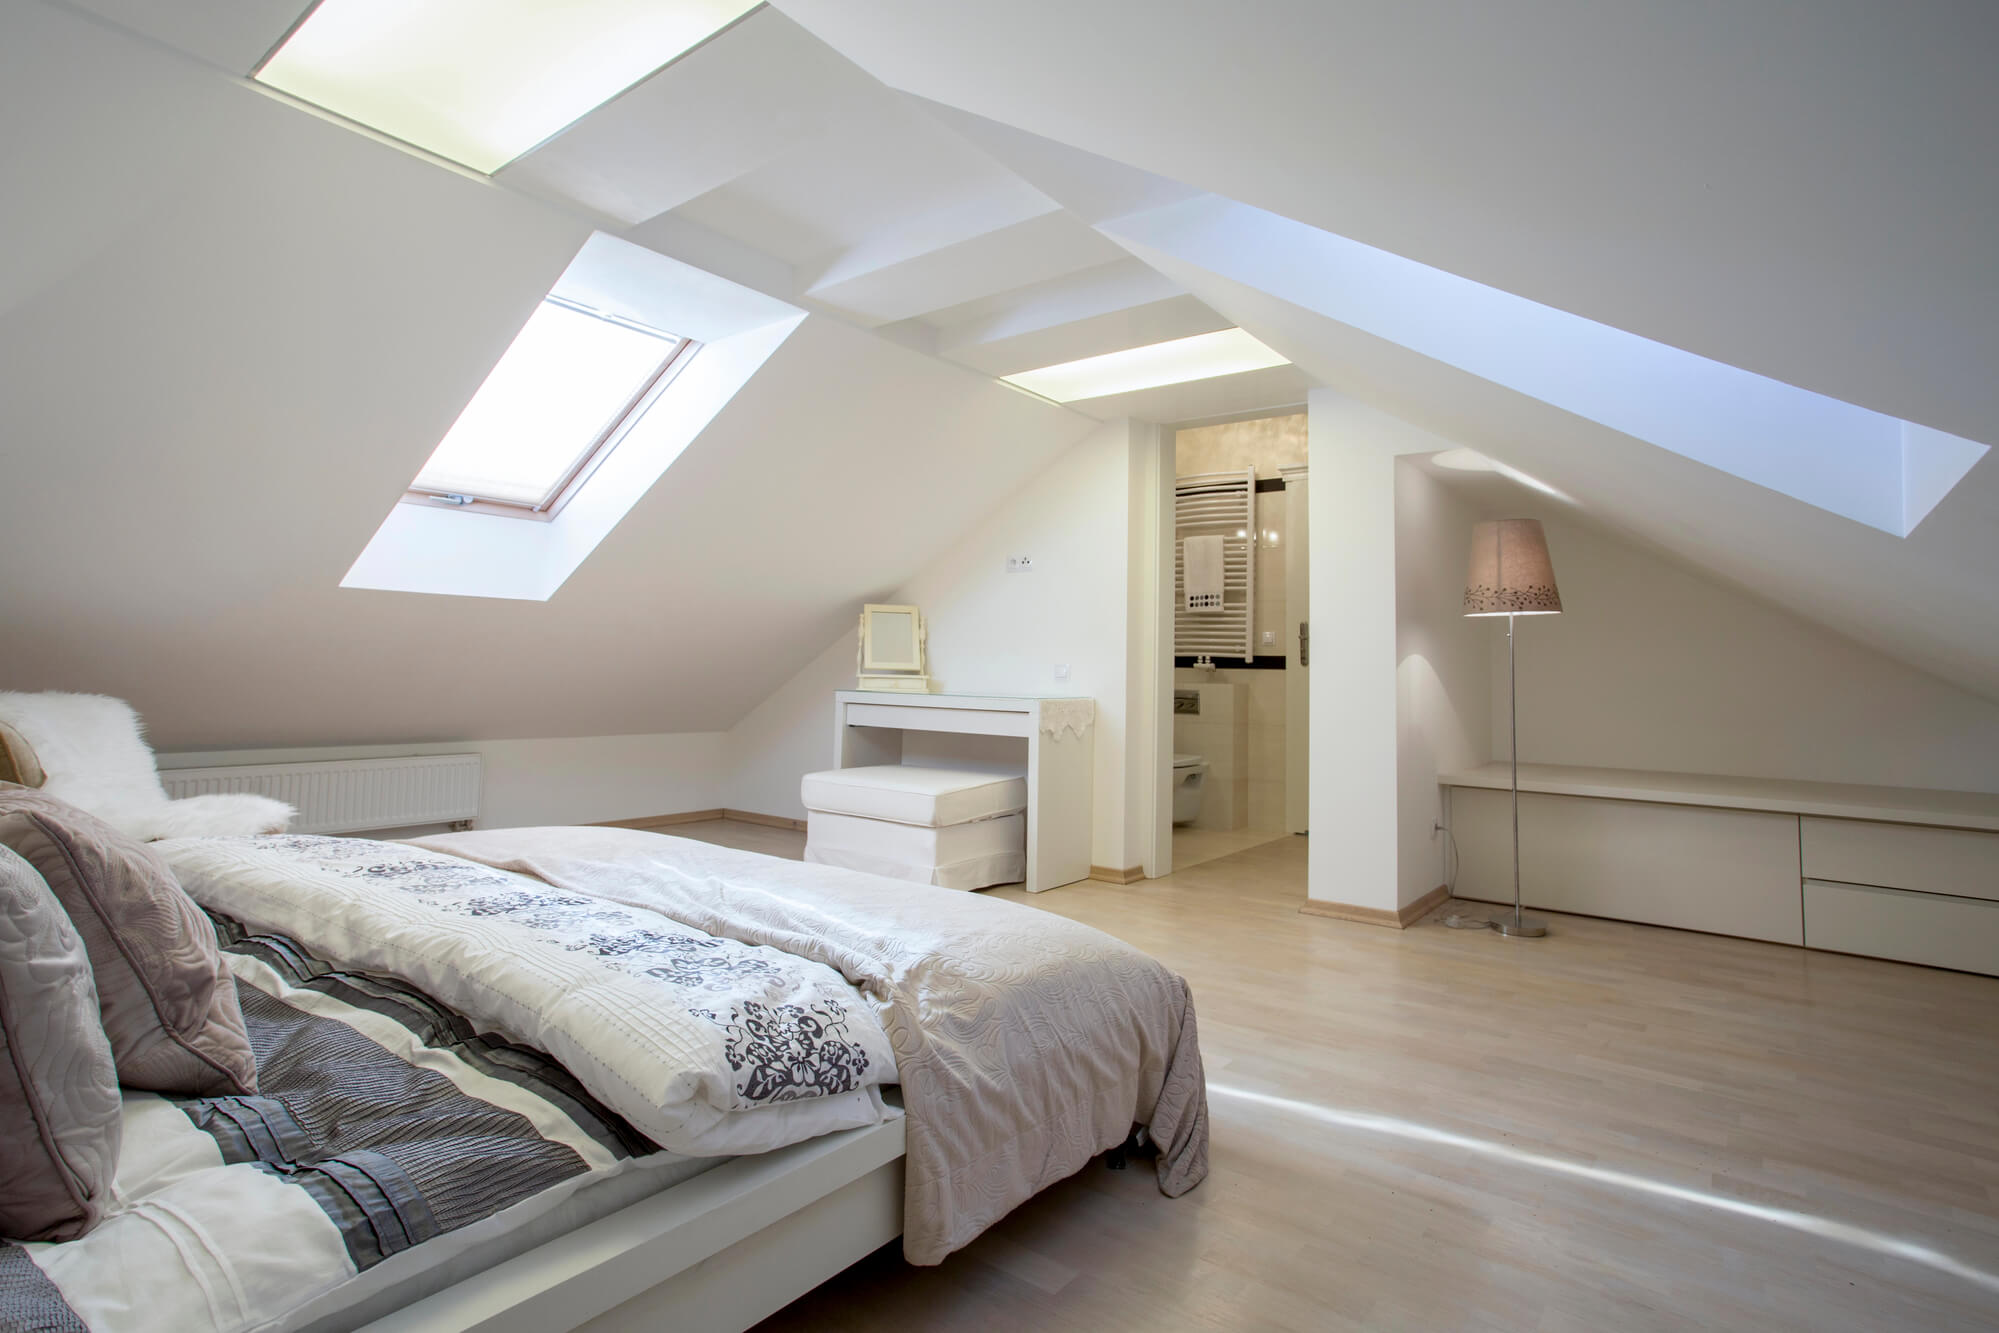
[1491,914,1548,939]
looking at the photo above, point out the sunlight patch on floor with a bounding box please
[1210,1082,1999,1299]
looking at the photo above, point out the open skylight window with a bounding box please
[255,0,762,173]
[409,299,689,516]
[345,231,806,601]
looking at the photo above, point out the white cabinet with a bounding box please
[1444,764,1999,976]
[1450,788,1802,944]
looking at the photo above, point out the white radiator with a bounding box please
[160,754,483,835]
[1175,469,1257,658]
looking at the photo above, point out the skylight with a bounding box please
[344,231,806,601]
[1002,328,1289,403]
[1104,196,1990,537]
[410,299,686,513]
[255,0,762,173]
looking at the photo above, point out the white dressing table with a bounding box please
[831,691,1094,893]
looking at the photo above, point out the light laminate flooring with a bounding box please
[673,820,1999,1331]
[1171,824,1295,871]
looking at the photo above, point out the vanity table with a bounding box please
[831,692,1094,893]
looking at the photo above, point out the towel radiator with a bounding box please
[1173,469,1256,659]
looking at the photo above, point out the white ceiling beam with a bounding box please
[804,208,1125,326]
[940,293,1228,378]
[927,257,1180,347]
[501,9,886,226]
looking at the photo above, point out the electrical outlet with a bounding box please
[1006,555,1034,573]
[1053,663,1071,680]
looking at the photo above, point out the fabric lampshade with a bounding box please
[1463,519,1562,616]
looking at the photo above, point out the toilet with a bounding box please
[1171,753,1208,825]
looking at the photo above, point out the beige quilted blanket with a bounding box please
[412,825,1209,1264]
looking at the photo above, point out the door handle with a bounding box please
[1298,622,1309,666]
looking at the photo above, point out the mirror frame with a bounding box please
[860,603,925,672]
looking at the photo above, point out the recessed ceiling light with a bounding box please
[256,0,761,173]
[1430,448,1497,472]
[1002,329,1289,403]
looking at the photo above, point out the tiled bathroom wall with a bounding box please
[1174,412,1306,833]
[1175,414,1307,475]
[1174,666,1286,829]
[1172,681,1248,830]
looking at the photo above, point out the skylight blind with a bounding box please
[413,299,680,509]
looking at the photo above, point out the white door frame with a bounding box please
[1137,423,1174,879]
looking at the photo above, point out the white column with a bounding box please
[1307,390,1402,912]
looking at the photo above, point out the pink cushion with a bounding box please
[0,788,256,1097]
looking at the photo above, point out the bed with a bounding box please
[1,819,1209,1333]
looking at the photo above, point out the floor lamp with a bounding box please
[1463,519,1562,939]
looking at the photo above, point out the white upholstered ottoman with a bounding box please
[801,766,1027,890]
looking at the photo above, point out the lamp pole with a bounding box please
[1493,610,1546,937]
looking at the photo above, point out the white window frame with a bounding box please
[402,299,700,522]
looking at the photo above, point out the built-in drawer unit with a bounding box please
[1804,880,1999,976]
[1444,766,1999,977]
[1450,789,1803,944]
[1800,817,1999,903]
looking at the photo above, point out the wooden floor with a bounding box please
[1170,824,1294,871]
[673,821,1999,1331]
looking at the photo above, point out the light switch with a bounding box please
[1261,630,1277,646]
[1053,663,1071,680]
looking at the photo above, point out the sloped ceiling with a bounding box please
[0,2,1094,747]
[764,0,1999,702]
[7,0,1999,747]
[773,0,1999,443]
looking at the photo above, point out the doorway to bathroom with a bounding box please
[1168,410,1309,872]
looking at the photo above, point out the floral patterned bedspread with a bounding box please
[160,836,897,1157]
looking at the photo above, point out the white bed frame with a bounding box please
[362,1119,906,1333]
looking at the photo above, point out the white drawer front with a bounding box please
[842,703,1032,737]
[1450,790,1802,944]
[1804,880,1999,977]
[1800,818,1999,903]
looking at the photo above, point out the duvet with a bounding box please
[2,913,678,1333]
[416,826,1211,1265]
[163,836,898,1154]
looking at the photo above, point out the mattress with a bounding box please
[805,810,1026,890]
[800,765,1027,828]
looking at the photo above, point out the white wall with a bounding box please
[1395,461,1492,905]
[157,733,730,829]
[1501,511,1999,793]
[726,419,1156,870]
[1307,392,1403,911]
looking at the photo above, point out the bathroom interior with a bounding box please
[1171,410,1309,871]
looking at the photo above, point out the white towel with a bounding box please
[1184,535,1225,612]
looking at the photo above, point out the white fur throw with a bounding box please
[0,693,292,841]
